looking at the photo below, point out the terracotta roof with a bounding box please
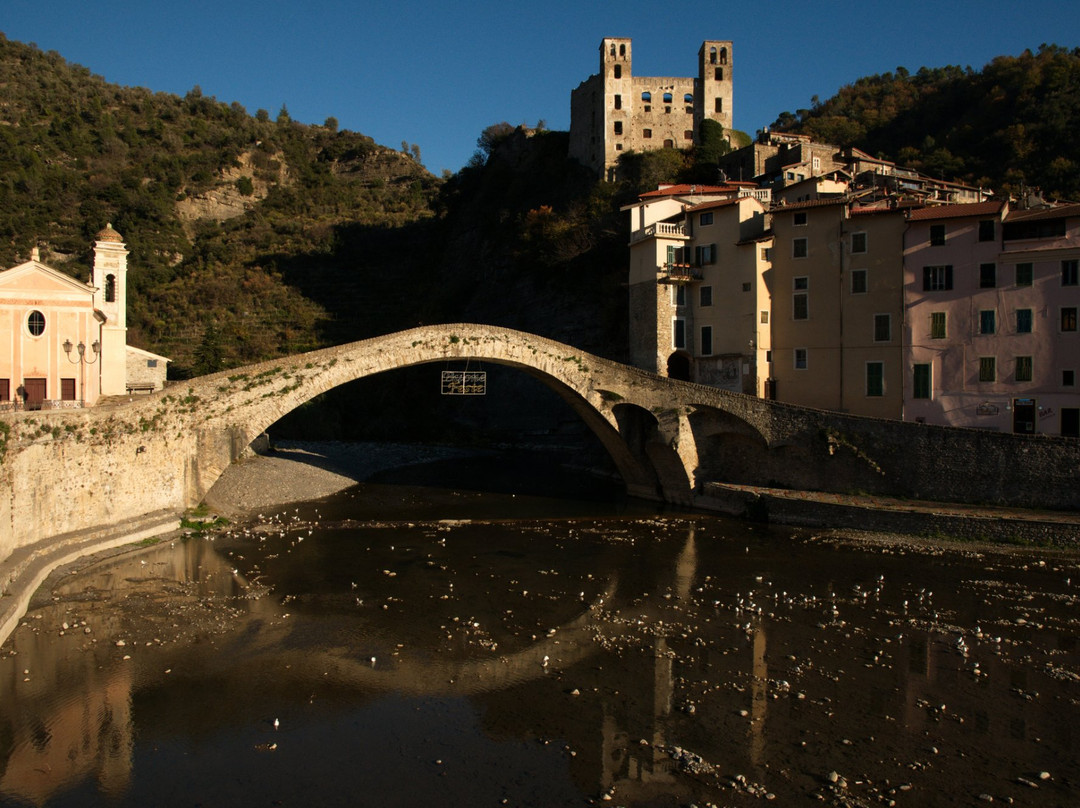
[687,197,750,213]
[906,200,1006,221]
[771,197,848,213]
[1004,202,1080,223]
[95,222,124,242]
[638,184,740,199]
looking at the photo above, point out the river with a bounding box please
[1,465,1079,807]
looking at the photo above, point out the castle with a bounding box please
[570,38,733,181]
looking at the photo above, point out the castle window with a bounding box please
[643,129,652,139]
[684,93,693,104]
[641,91,651,102]
[720,48,728,64]
[663,93,672,104]
[684,130,693,140]
[614,94,621,110]
[105,273,116,303]
[715,68,723,81]
[614,121,622,135]
[715,98,723,113]
[610,43,616,56]
[613,65,622,79]
[27,310,45,336]
[619,44,626,57]
[709,46,718,65]
[663,139,674,148]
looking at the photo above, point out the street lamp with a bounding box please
[62,339,100,407]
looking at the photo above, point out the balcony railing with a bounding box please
[658,263,703,284]
[629,221,688,244]
[0,399,84,412]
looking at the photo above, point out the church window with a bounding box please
[27,310,45,336]
[105,273,116,303]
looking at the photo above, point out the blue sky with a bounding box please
[4,1,1079,176]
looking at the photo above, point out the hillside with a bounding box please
[770,44,1080,200]
[0,33,441,374]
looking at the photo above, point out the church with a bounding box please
[0,225,168,409]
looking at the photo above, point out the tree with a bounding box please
[192,323,224,376]
[276,104,290,124]
[324,116,338,132]
[256,108,269,122]
[695,118,731,165]
[477,122,515,159]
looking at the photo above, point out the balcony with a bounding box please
[658,263,703,284]
[629,221,688,244]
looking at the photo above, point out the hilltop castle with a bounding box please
[569,37,734,181]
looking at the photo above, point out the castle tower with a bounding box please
[91,223,129,396]
[697,41,733,134]
[600,37,632,181]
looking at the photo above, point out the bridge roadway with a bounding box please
[1,323,1078,642]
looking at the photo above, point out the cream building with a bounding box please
[570,38,734,181]
[0,225,167,409]
[626,183,772,395]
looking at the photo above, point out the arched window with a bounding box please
[720,48,728,65]
[619,44,626,57]
[105,274,116,303]
[684,93,693,104]
[664,139,674,148]
[609,43,616,57]
[641,91,651,102]
[27,310,45,336]
[663,92,673,104]
[709,47,718,65]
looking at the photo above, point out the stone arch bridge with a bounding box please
[2,324,1077,584]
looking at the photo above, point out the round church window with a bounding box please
[27,310,45,336]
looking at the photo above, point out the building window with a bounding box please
[923,265,953,291]
[684,93,693,104]
[684,130,693,140]
[700,211,713,226]
[147,359,158,368]
[105,273,116,302]
[874,314,891,342]
[1016,308,1033,333]
[643,129,652,139]
[793,212,807,226]
[978,219,996,242]
[1016,262,1033,286]
[761,247,771,261]
[760,310,769,324]
[27,310,45,336]
[1064,259,1079,286]
[673,318,685,349]
[613,65,622,79]
[715,69,724,83]
[672,284,686,307]
[793,237,808,258]
[614,121,622,135]
[793,277,809,320]
[662,92,672,104]
[1064,370,1076,387]
[61,378,76,401]
[0,379,8,401]
[851,232,867,254]
[979,309,996,335]
[699,286,712,307]
[794,348,807,370]
[1062,307,1078,332]
[980,263,996,288]
[641,92,651,102]
[742,282,752,292]
[695,244,716,265]
[700,326,713,356]
[979,356,996,383]
[614,94,622,110]
[715,98,723,113]
[866,362,884,397]
[1015,355,1033,382]
[663,139,674,148]
[851,269,868,294]
[913,364,931,399]
[930,224,946,246]
[931,312,947,339]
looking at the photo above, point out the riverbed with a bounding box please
[1,455,1079,807]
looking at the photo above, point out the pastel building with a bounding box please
[626,184,772,395]
[0,225,168,409]
[905,201,1080,435]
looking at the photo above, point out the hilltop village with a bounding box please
[572,38,1080,437]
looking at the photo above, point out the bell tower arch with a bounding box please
[91,223,129,396]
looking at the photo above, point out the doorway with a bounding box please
[23,378,46,410]
[1062,408,1079,438]
[666,352,691,381]
[1012,398,1036,434]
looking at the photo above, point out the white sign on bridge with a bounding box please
[441,370,487,396]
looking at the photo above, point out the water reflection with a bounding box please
[2,492,1079,807]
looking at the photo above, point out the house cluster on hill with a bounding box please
[0,225,168,410]
[625,179,1079,436]
[575,37,1078,437]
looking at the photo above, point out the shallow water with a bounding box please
[2,481,1080,807]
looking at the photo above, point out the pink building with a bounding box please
[904,201,1080,436]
